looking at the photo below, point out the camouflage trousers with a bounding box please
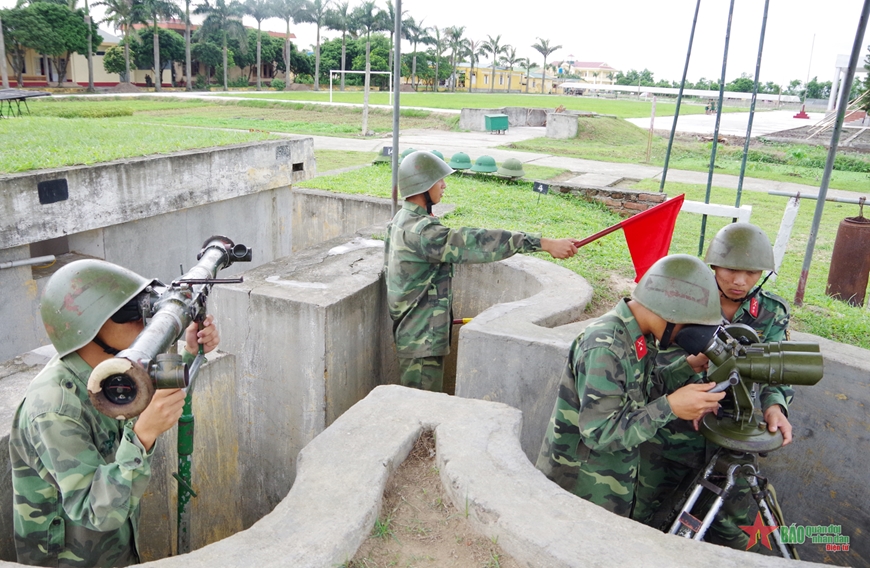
[398,356,445,392]
[633,428,762,552]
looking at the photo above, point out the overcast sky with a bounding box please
[4,0,869,87]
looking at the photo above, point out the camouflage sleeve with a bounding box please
[576,346,677,452]
[418,223,542,264]
[28,413,154,532]
[759,298,794,415]
[653,346,703,394]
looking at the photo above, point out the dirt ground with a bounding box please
[349,431,521,568]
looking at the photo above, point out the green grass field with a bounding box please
[213,90,727,119]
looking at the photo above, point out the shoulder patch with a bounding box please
[749,297,759,318]
[634,336,647,360]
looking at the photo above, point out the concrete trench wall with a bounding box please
[1,152,868,566]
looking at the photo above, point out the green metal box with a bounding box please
[484,114,509,134]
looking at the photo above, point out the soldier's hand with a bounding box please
[541,238,581,259]
[133,388,186,451]
[184,314,220,355]
[764,404,793,446]
[686,353,709,373]
[667,382,725,421]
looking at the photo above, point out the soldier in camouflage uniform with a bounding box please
[9,259,219,567]
[632,223,794,552]
[536,254,727,516]
[384,150,581,391]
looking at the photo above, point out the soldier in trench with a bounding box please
[384,150,582,392]
[9,259,220,567]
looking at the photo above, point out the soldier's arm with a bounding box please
[419,223,542,264]
[28,413,153,532]
[653,346,704,393]
[576,347,677,452]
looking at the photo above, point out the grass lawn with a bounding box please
[299,164,869,349]
[213,90,731,119]
[505,117,870,193]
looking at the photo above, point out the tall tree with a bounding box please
[445,24,463,92]
[194,0,246,90]
[272,0,309,89]
[501,45,519,93]
[243,0,273,90]
[1,8,29,86]
[531,37,560,94]
[0,14,8,88]
[480,33,506,93]
[429,24,446,92]
[519,56,532,93]
[324,0,352,90]
[464,37,482,93]
[95,0,143,84]
[402,15,430,91]
[382,0,404,82]
[351,0,385,135]
[297,0,330,90]
[141,0,179,90]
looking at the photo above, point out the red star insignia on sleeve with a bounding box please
[749,297,760,318]
[739,511,779,550]
[634,336,647,360]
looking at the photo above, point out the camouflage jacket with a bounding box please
[384,201,542,358]
[9,353,155,567]
[536,299,685,516]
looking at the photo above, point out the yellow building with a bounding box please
[551,56,618,85]
[451,62,556,93]
[6,20,294,88]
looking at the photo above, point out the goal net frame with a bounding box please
[329,70,394,105]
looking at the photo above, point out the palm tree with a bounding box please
[141,0,180,91]
[481,34,506,93]
[403,16,430,91]
[464,37,482,93]
[324,0,353,91]
[383,0,405,82]
[519,57,532,93]
[501,46,520,93]
[95,0,144,84]
[351,0,385,135]
[429,25,446,92]
[243,0,274,90]
[272,0,309,90]
[446,25,464,92]
[297,0,331,90]
[531,37,561,94]
[194,0,247,90]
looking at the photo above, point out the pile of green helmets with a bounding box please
[446,152,525,180]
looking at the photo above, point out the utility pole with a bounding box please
[85,0,95,93]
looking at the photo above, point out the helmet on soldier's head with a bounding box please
[631,254,721,325]
[40,259,151,357]
[398,150,455,199]
[704,222,774,272]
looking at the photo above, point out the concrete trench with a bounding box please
[1,141,868,567]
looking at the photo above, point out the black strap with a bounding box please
[92,336,121,356]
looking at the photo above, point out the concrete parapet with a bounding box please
[546,112,579,139]
[459,107,553,130]
[291,189,392,252]
[453,255,593,457]
[459,108,507,131]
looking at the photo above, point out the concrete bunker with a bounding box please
[1,142,868,566]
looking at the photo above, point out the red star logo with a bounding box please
[739,512,779,550]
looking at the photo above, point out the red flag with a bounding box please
[573,194,685,283]
[621,194,684,282]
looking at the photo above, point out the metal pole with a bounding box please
[84,0,95,93]
[646,96,657,162]
[735,0,769,214]
[0,15,9,89]
[660,0,701,192]
[698,0,736,256]
[794,0,870,306]
[175,344,203,555]
[390,0,402,216]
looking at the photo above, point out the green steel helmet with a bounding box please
[631,254,721,325]
[398,150,455,198]
[398,147,417,164]
[448,152,472,170]
[430,150,445,161]
[497,158,525,178]
[470,155,498,173]
[704,222,775,271]
[40,259,151,357]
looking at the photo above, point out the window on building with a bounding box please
[499,74,503,85]
[484,75,488,85]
